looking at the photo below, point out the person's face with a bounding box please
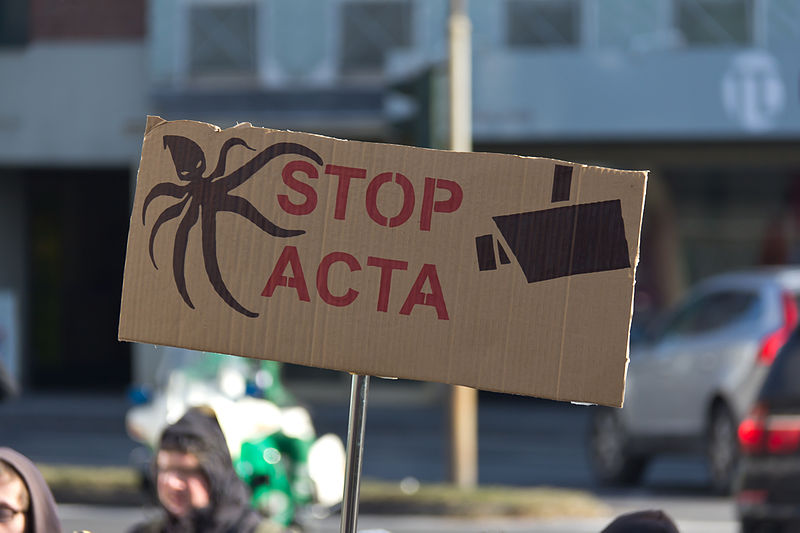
[156,450,211,518]
[0,477,27,533]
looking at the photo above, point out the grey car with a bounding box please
[589,267,800,493]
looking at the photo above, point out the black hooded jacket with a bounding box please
[0,447,62,533]
[129,407,270,533]
[601,509,680,533]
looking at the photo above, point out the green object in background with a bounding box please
[235,432,315,527]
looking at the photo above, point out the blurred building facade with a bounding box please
[1,0,800,393]
[0,0,147,392]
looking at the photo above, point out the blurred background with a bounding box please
[1,0,800,531]
[2,0,800,397]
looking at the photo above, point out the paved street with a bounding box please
[0,393,137,466]
[59,497,737,533]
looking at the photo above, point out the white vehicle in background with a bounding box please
[126,351,345,526]
[589,267,800,493]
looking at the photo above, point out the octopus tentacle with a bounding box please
[142,182,190,224]
[201,208,258,318]
[148,197,190,269]
[206,138,255,180]
[173,201,200,309]
[218,142,324,192]
[219,194,305,238]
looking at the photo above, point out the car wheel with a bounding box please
[588,408,648,485]
[708,403,739,494]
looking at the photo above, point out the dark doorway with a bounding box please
[26,168,131,390]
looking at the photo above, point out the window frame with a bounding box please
[0,0,29,47]
[672,0,755,47]
[184,0,260,79]
[504,0,583,49]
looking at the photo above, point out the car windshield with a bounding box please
[637,289,760,345]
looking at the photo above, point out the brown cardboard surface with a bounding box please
[119,117,647,407]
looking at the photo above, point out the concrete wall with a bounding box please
[0,42,148,389]
[0,42,148,166]
[31,0,145,40]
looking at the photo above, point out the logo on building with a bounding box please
[722,50,785,133]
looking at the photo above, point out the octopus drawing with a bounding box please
[142,134,323,318]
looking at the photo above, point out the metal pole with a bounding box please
[339,373,370,533]
[448,0,478,490]
[448,0,472,153]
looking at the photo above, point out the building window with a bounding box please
[188,3,257,77]
[675,0,752,45]
[506,0,580,48]
[340,0,413,76]
[0,0,28,46]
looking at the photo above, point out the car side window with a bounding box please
[659,290,758,340]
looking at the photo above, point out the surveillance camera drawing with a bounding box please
[476,165,631,282]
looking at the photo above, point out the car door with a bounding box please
[625,294,709,435]
[667,290,762,432]
[626,289,761,437]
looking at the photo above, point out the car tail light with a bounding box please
[739,404,766,454]
[736,489,768,505]
[765,418,800,454]
[757,291,799,366]
[739,403,800,455]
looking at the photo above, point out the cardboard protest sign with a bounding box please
[119,116,647,407]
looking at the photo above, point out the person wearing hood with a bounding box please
[129,406,280,533]
[0,447,62,533]
[600,509,680,533]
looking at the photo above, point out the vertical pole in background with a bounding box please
[339,374,370,533]
[449,0,472,154]
[448,0,478,489]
